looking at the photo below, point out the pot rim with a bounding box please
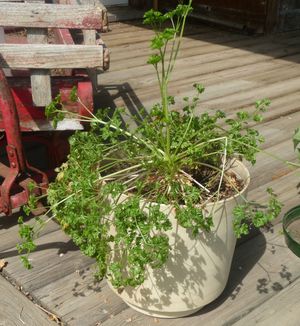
[282,205,300,258]
[119,158,250,209]
[204,158,250,207]
[160,158,250,209]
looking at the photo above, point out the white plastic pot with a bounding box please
[108,159,250,318]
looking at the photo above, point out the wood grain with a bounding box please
[83,29,98,88]
[0,26,11,76]
[0,27,5,46]
[233,277,300,325]
[30,69,52,106]
[35,274,127,325]
[0,275,55,325]
[64,0,108,31]
[0,44,104,69]
[26,4,52,107]
[1,228,94,293]
[0,3,106,29]
[0,213,60,253]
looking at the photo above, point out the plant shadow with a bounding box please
[0,238,79,260]
[0,210,27,230]
[0,209,79,259]
[94,82,148,129]
[70,266,104,297]
[194,229,267,315]
[112,201,259,314]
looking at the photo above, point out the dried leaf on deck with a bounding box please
[0,259,7,271]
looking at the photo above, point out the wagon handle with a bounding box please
[0,68,26,171]
[0,68,48,215]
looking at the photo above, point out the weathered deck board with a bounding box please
[248,168,300,213]
[1,20,300,325]
[106,70,300,120]
[0,219,126,325]
[1,227,94,293]
[109,29,245,53]
[110,34,300,72]
[150,59,300,115]
[105,26,216,47]
[101,45,300,95]
[36,275,127,325]
[99,52,300,116]
[0,213,60,253]
[0,275,55,325]
[234,277,300,325]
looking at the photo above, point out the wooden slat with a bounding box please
[57,0,106,10]
[0,3,106,29]
[0,44,104,69]
[65,0,109,31]
[0,275,56,325]
[26,0,52,107]
[0,26,11,76]
[55,0,109,32]
[83,29,98,89]
[83,30,96,45]
[29,68,52,106]
[0,27,5,45]
[82,29,106,90]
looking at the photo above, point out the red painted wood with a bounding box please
[0,77,94,131]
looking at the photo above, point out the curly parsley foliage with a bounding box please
[233,188,283,238]
[17,1,283,288]
[45,93,64,129]
[294,127,300,159]
[42,91,280,286]
[45,124,173,287]
[17,217,36,269]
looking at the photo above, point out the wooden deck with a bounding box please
[1,20,300,325]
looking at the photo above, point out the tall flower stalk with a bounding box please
[144,1,192,165]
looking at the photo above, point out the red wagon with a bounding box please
[0,1,109,215]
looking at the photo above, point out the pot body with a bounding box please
[108,160,250,318]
